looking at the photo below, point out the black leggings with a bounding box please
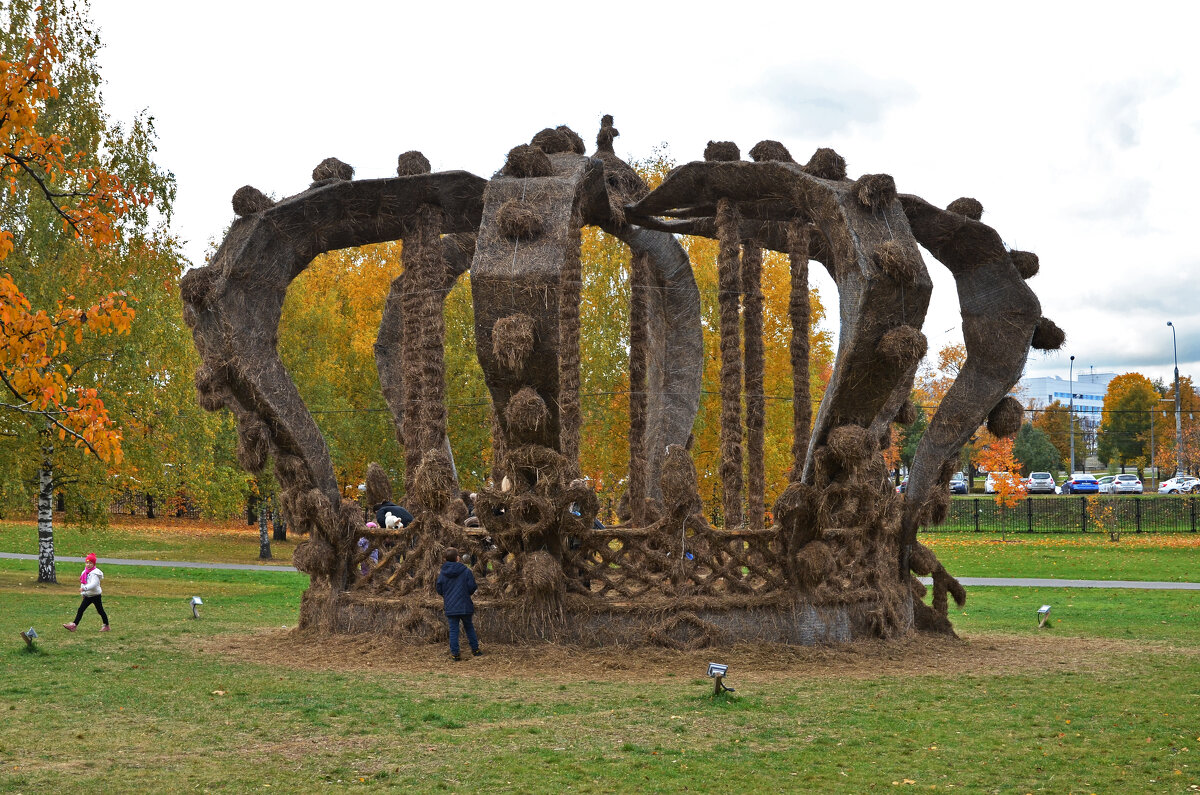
[74,595,109,626]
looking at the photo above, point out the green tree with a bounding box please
[1097,372,1158,473]
[1013,422,1060,475]
[1032,399,1071,472]
[1,0,201,581]
[898,401,927,470]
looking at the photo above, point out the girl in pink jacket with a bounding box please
[63,553,109,632]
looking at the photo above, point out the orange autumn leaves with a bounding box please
[1,12,149,462]
[977,436,1027,509]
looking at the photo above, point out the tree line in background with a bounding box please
[895,345,1199,484]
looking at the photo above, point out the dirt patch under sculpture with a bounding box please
[201,630,1169,685]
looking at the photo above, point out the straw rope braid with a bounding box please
[715,198,744,528]
[741,240,766,529]
[558,213,583,472]
[628,249,652,527]
[787,221,812,482]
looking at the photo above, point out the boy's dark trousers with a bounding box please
[446,614,478,657]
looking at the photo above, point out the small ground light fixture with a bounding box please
[707,662,734,695]
[20,627,38,649]
[191,596,203,619]
[1037,604,1051,628]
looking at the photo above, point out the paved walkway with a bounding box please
[2,552,1198,589]
[0,552,297,573]
[923,576,1200,590]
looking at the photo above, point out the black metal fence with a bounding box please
[946,495,1200,533]
[108,492,201,520]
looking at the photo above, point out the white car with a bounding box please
[1158,476,1199,494]
[1026,472,1056,494]
[1097,475,1115,494]
[984,472,1019,494]
[1111,474,1143,494]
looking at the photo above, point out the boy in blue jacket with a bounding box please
[435,548,481,661]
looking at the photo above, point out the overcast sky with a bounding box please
[88,0,1200,387]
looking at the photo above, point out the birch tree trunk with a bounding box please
[37,432,56,583]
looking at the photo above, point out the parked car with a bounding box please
[897,476,966,494]
[1026,472,1056,494]
[1158,476,1200,494]
[1062,473,1100,494]
[1097,475,1115,494]
[1111,473,1143,494]
[984,472,1015,494]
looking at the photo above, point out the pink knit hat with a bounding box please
[85,553,97,564]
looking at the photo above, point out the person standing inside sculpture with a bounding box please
[435,547,481,661]
[63,553,109,632]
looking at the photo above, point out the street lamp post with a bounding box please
[1069,355,1075,473]
[1168,322,1183,477]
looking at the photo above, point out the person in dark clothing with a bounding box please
[435,547,480,661]
[374,501,413,529]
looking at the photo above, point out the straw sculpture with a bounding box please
[184,116,1053,648]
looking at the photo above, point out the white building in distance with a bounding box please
[1014,371,1119,425]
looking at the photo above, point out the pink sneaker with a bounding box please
[63,623,77,632]
[99,625,110,632]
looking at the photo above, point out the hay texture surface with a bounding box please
[396,150,432,176]
[1031,317,1066,351]
[704,141,741,162]
[312,157,353,182]
[873,240,918,283]
[505,386,550,438]
[502,144,554,178]
[232,185,273,216]
[946,197,983,220]
[1011,250,1039,279]
[492,314,536,372]
[986,396,1025,438]
[804,148,847,180]
[854,174,897,212]
[531,126,585,155]
[413,448,457,513]
[878,325,928,370]
[365,462,392,510]
[497,199,543,240]
[748,140,794,162]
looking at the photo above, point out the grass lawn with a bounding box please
[2,553,1199,793]
[0,516,298,567]
[924,532,1200,582]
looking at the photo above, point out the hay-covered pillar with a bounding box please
[788,221,812,482]
[628,249,652,526]
[741,241,766,529]
[558,214,583,472]
[398,203,450,503]
[715,197,744,528]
